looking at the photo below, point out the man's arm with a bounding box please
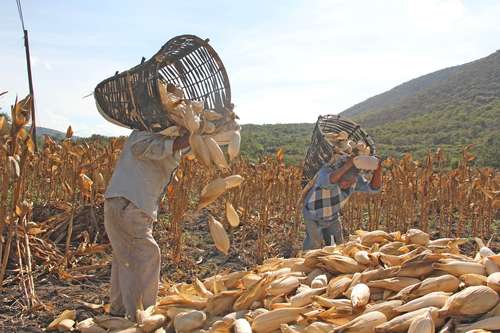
[131,131,190,160]
[329,157,355,184]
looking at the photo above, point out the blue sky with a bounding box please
[1,0,499,136]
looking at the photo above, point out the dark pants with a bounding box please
[303,218,344,250]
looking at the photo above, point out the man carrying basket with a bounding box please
[300,133,383,250]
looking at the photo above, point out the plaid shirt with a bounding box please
[303,159,379,226]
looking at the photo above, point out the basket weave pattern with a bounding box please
[302,115,376,187]
[94,35,231,132]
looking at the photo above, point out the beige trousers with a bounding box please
[104,197,160,321]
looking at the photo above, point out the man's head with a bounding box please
[338,166,359,189]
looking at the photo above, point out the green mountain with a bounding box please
[34,127,68,140]
[240,123,314,165]
[340,50,500,167]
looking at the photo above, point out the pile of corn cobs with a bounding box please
[50,228,500,333]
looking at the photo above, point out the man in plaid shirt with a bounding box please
[301,155,382,250]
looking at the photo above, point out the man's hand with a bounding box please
[173,133,190,152]
[370,157,383,189]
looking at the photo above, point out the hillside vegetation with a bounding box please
[341,50,500,167]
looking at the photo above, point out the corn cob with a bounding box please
[233,318,252,333]
[438,286,499,318]
[487,272,500,292]
[311,274,328,288]
[206,290,241,316]
[392,274,459,300]
[198,178,227,210]
[432,260,486,277]
[404,229,430,246]
[204,137,229,170]
[189,134,212,168]
[138,314,166,332]
[362,300,403,320]
[484,257,500,275]
[327,276,352,298]
[251,307,308,333]
[174,310,206,332]
[461,273,488,286]
[225,202,240,228]
[367,277,420,292]
[208,215,230,255]
[332,311,387,333]
[395,291,450,313]
[290,287,326,307]
[267,276,300,296]
[228,130,241,160]
[374,307,439,333]
[224,175,244,189]
[351,283,370,309]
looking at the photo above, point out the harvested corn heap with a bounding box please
[53,229,500,332]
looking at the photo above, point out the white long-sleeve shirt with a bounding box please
[104,130,181,219]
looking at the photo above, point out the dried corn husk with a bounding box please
[251,307,307,333]
[404,229,430,246]
[360,230,392,246]
[206,290,241,316]
[332,311,387,333]
[367,277,420,292]
[395,291,450,313]
[327,275,352,298]
[432,261,486,277]
[208,215,230,255]
[290,288,326,307]
[354,250,372,266]
[455,316,500,333]
[363,300,403,320]
[438,286,499,318]
[374,307,439,333]
[47,310,77,331]
[392,274,460,301]
[139,314,166,332]
[224,175,244,189]
[268,276,300,296]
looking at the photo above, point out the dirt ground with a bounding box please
[0,204,302,332]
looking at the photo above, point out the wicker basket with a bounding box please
[94,34,231,132]
[301,115,376,187]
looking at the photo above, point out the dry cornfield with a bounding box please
[0,96,499,329]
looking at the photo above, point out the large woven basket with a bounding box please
[302,115,376,187]
[94,35,231,132]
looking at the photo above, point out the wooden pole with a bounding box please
[23,29,37,152]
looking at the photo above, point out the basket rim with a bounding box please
[94,34,231,107]
[315,114,376,154]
